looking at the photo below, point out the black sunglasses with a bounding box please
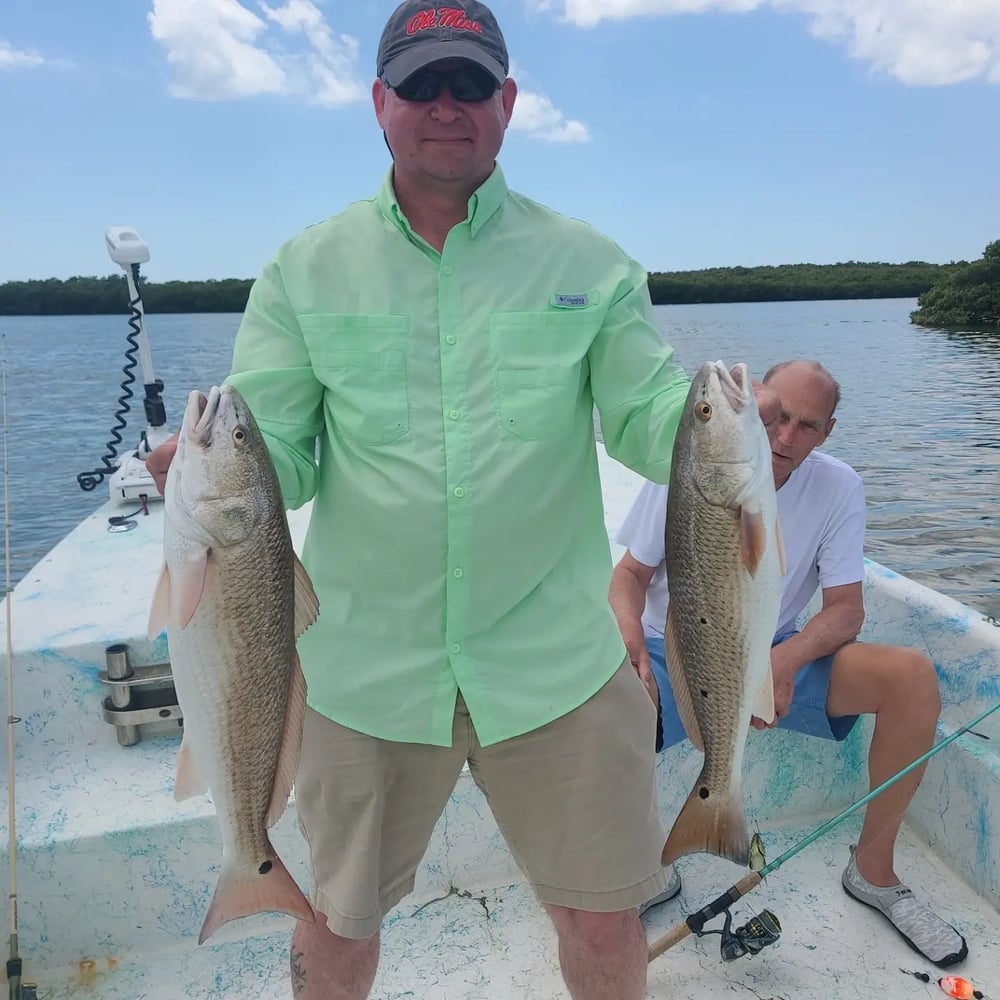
[389,65,499,103]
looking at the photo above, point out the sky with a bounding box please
[2,0,999,283]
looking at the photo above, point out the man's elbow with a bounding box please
[845,606,865,642]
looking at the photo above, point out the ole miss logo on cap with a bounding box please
[407,7,484,35]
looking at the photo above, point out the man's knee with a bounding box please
[829,643,940,718]
[545,904,639,952]
[892,647,941,717]
[869,645,940,715]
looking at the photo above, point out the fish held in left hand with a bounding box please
[148,384,319,944]
[661,360,785,868]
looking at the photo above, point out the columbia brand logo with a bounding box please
[407,8,483,35]
[554,293,589,307]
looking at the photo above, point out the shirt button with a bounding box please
[445,335,457,346]
[452,567,464,578]
[443,265,454,276]
[449,409,461,420]
[451,642,462,654]
[453,486,465,498]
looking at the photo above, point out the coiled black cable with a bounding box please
[76,263,144,492]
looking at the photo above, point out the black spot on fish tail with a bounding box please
[259,860,273,875]
[700,689,708,697]
[698,787,709,799]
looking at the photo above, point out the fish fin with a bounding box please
[265,653,307,829]
[175,547,211,629]
[198,841,314,945]
[752,663,776,726]
[662,776,749,867]
[775,516,787,576]
[292,554,320,640]
[173,735,209,802]
[664,607,705,753]
[740,508,766,576]
[147,563,172,640]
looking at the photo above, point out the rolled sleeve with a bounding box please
[225,258,324,510]
[588,258,690,484]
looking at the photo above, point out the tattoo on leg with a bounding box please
[290,947,306,996]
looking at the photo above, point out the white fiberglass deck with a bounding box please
[2,444,998,998]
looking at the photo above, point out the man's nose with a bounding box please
[430,88,464,120]
[776,423,796,446]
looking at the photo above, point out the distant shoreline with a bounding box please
[0,261,964,316]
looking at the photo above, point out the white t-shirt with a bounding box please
[615,450,866,640]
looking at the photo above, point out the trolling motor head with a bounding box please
[105,227,150,267]
[77,226,170,502]
[699,908,782,962]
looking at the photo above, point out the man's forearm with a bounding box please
[779,603,864,672]
[609,565,648,626]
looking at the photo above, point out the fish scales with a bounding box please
[149,383,319,943]
[660,360,783,869]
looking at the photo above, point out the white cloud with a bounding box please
[0,39,45,70]
[260,0,366,105]
[537,0,1000,85]
[511,90,591,141]
[148,0,366,105]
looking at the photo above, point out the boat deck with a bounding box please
[29,813,998,999]
[2,444,998,997]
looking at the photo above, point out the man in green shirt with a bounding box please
[149,1,698,996]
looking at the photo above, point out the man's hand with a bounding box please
[751,644,797,730]
[620,621,658,707]
[146,433,179,495]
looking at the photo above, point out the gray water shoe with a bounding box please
[638,864,682,917]
[842,844,967,968]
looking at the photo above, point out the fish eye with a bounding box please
[232,425,248,445]
[695,401,712,421]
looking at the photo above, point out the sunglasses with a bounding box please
[389,65,499,103]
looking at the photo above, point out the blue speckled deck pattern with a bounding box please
[1,446,997,997]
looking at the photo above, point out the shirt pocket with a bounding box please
[300,314,410,446]
[489,310,599,441]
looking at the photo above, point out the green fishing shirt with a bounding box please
[227,165,689,747]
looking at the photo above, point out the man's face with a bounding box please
[373,59,516,192]
[765,365,837,487]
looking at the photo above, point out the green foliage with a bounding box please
[0,260,971,315]
[910,240,1000,331]
[646,261,959,305]
[0,275,254,316]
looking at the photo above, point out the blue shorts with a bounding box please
[646,631,860,752]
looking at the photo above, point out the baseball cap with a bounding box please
[377,1,509,88]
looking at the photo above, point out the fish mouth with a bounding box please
[714,361,751,412]
[185,386,222,447]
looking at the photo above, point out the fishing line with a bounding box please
[648,695,1000,963]
[3,334,23,997]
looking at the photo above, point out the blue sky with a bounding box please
[2,0,999,283]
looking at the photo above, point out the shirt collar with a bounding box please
[376,163,508,241]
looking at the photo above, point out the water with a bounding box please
[0,299,997,618]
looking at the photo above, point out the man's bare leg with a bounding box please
[290,907,379,1000]
[826,643,940,885]
[545,905,646,1000]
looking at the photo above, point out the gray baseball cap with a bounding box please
[377,1,509,88]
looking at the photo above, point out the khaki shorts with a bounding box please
[295,659,667,938]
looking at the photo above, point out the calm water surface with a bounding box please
[0,299,997,618]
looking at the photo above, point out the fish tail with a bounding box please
[198,841,315,945]
[661,777,749,867]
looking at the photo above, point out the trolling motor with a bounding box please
[698,907,782,962]
[76,226,171,503]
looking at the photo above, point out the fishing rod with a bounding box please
[648,695,1000,964]
[3,335,22,998]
